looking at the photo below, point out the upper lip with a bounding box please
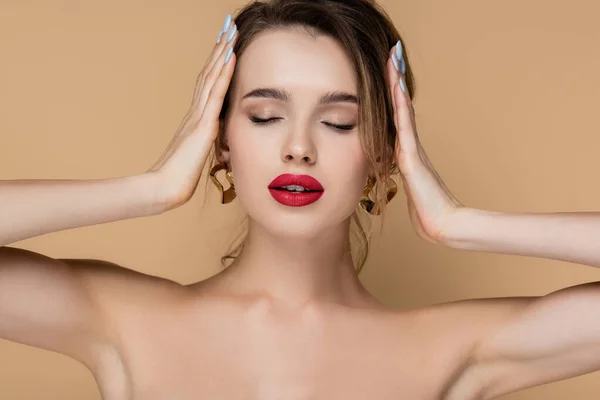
[268,174,324,191]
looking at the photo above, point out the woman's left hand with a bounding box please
[386,43,464,244]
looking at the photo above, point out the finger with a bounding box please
[387,42,412,161]
[200,49,237,133]
[193,22,238,103]
[394,78,418,157]
[205,22,238,83]
[386,47,402,137]
[386,50,398,112]
[196,34,238,114]
[386,42,416,129]
[194,25,238,108]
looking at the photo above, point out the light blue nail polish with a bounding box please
[217,31,223,44]
[222,14,232,33]
[400,57,406,75]
[224,47,234,63]
[399,78,406,94]
[395,41,403,62]
[226,25,237,43]
[391,53,399,72]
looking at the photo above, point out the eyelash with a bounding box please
[249,116,355,131]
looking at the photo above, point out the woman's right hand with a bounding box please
[147,17,238,209]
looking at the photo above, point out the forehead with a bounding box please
[235,29,358,96]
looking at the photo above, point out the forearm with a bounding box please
[0,173,168,246]
[443,208,600,268]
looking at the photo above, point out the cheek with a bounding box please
[226,115,272,161]
[226,123,271,195]
[321,138,369,208]
[327,137,368,180]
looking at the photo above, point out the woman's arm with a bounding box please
[385,42,600,397]
[442,209,600,268]
[0,174,165,247]
[384,46,600,269]
[0,18,238,368]
[1,17,240,249]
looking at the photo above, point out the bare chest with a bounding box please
[94,302,472,400]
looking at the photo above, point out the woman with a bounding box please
[1,0,599,398]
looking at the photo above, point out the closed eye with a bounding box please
[249,116,282,124]
[249,116,355,132]
[322,121,355,131]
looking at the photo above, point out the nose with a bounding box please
[281,129,317,165]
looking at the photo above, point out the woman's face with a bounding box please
[221,28,369,238]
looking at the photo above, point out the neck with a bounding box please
[215,217,376,308]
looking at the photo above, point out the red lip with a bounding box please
[268,174,325,207]
[268,174,324,191]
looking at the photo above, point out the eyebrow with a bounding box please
[241,88,358,105]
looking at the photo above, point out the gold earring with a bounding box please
[359,176,398,215]
[209,162,236,204]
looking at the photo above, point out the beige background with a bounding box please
[1,0,600,398]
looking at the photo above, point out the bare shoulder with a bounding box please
[0,248,187,377]
[411,295,538,331]
[404,295,539,398]
[60,257,182,295]
[59,257,186,327]
[406,295,540,361]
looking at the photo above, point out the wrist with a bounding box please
[439,207,502,251]
[139,171,177,215]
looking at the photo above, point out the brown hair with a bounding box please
[204,0,415,274]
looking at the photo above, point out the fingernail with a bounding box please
[217,31,224,44]
[395,41,406,75]
[395,41,403,62]
[222,14,232,33]
[391,53,399,72]
[224,47,234,63]
[399,78,406,94]
[226,25,237,43]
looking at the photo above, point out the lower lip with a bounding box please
[268,189,324,207]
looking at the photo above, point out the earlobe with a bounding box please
[215,124,231,163]
[216,148,230,164]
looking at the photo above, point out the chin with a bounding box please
[238,188,358,237]
[250,207,354,241]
